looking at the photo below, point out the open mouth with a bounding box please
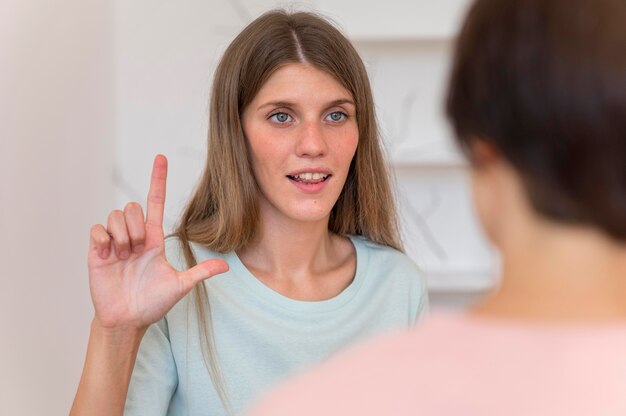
[287,172,331,184]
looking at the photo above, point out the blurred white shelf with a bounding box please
[425,269,498,292]
[389,139,467,167]
[314,0,472,41]
[395,166,499,292]
[355,39,461,167]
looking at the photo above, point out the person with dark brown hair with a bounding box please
[70,9,427,416]
[248,0,626,414]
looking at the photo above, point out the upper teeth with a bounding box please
[295,173,328,180]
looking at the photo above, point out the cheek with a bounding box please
[242,117,280,171]
[246,133,281,174]
[338,130,359,165]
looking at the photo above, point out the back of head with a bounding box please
[447,0,626,241]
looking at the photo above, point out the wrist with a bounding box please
[91,317,148,348]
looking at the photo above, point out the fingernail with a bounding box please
[133,244,144,253]
[119,250,130,259]
[101,248,110,258]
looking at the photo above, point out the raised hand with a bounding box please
[87,155,228,330]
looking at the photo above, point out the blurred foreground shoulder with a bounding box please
[246,325,422,416]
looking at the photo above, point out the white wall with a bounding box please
[1,1,115,414]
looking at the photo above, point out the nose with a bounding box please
[295,120,328,158]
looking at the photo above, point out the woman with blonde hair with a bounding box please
[70,9,427,416]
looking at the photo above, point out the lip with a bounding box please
[286,167,332,176]
[286,168,333,194]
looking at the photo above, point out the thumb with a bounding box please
[178,259,230,291]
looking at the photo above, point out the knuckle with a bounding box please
[115,236,130,247]
[90,226,110,246]
[108,210,124,222]
[129,228,146,240]
[124,202,142,213]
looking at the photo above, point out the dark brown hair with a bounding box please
[447,0,626,240]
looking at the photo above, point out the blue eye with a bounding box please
[269,112,292,123]
[326,111,347,122]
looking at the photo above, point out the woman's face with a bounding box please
[241,63,359,226]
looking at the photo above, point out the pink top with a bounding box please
[248,311,626,416]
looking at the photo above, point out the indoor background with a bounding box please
[1,1,496,414]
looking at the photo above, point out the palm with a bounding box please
[89,239,178,328]
[87,155,227,329]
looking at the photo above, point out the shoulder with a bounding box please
[351,235,421,273]
[249,312,626,415]
[247,312,468,416]
[247,327,423,416]
[351,235,426,294]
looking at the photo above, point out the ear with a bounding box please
[467,138,506,246]
[468,138,500,167]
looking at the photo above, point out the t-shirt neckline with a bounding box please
[224,235,368,313]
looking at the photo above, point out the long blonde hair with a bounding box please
[172,9,401,411]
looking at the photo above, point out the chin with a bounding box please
[287,205,334,223]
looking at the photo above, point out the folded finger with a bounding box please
[124,202,146,253]
[90,224,111,259]
[107,210,131,259]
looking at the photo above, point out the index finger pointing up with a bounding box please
[146,154,168,230]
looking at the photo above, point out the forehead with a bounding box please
[251,63,354,105]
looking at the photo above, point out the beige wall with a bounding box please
[1,1,115,414]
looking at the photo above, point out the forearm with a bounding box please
[70,319,147,416]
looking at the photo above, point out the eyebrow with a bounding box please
[256,98,355,111]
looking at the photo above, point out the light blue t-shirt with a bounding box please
[125,235,428,416]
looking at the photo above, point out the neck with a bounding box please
[236,195,352,282]
[236,208,356,301]
[243,217,334,274]
[473,221,626,323]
